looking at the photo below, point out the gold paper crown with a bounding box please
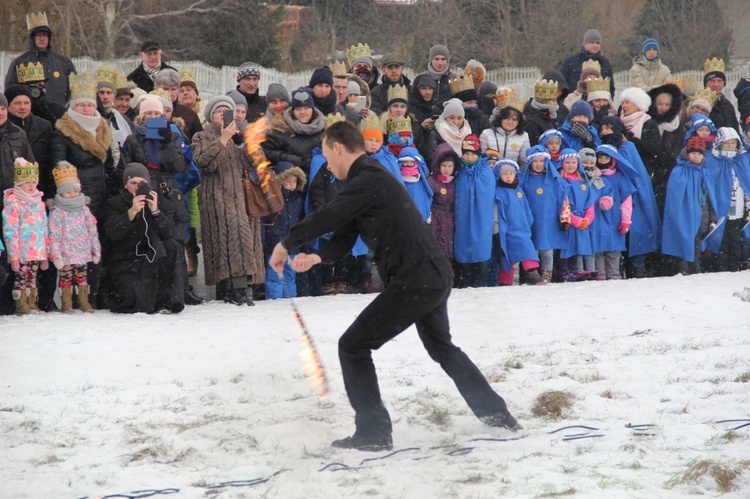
[449,73,474,95]
[704,57,725,75]
[586,77,611,94]
[53,163,79,188]
[94,65,119,86]
[16,62,45,84]
[358,115,381,133]
[324,112,346,128]
[69,73,96,101]
[465,60,485,88]
[496,87,517,109]
[347,43,372,67]
[507,94,526,114]
[178,67,196,83]
[581,59,601,73]
[150,88,172,102]
[693,87,719,108]
[387,84,408,104]
[387,115,412,136]
[26,12,49,31]
[330,61,348,77]
[682,77,701,96]
[534,79,558,102]
[14,158,39,183]
[663,76,686,92]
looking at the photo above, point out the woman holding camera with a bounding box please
[192,95,264,305]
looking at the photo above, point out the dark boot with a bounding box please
[331,433,393,451]
[481,411,523,431]
[184,285,205,305]
[523,269,542,285]
[223,288,245,306]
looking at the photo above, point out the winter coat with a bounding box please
[0,122,35,197]
[709,94,740,132]
[235,87,267,124]
[118,123,186,190]
[262,109,324,177]
[171,102,203,141]
[558,49,615,97]
[370,74,412,116]
[416,71,455,108]
[262,187,305,255]
[494,181,539,271]
[408,74,441,125]
[623,116,660,177]
[454,157,495,263]
[427,152,456,261]
[8,114,53,198]
[523,99,566,146]
[480,126,530,169]
[2,189,48,263]
[733,77,750,125]
[589,167,636,253]
[126,62,177,94]
[465,107,491,137]
[50,113,118,221]
[629,56,672,92]
[4,29,77,107]
[647,83,685,211]
[192,125,264,286]
[519,159,567,251]
[100,107,134,146]
[47,200,100,265]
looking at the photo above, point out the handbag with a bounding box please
[242,168,284,218]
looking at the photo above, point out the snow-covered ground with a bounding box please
[2,272,749,498]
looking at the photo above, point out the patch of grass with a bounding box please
[539,487,577,497]
[531,391,575,420]
[572,369,605,384]
[425,406,451,427]
[125,444,169,464]
[486,371,507,383]
[668,459,740,493]
[502,355,525,370]
[734,371,750,383]
[229,373,245,384]
[19,417,42,432]
[628,461,642,469]
[205,377,218,386]
[170,379,184,388]
[30,454,62,466]
[168,413,241,433]
[456,473,492,484]
[558,464,578,474]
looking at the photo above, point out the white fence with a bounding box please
[1,51,747,108]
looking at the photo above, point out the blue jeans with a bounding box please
[265,256,296,300]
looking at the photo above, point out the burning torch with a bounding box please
[243,120,282,214]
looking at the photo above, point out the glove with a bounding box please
[10,259,20,272]
[572,122,593,143]
[40,259,49,270]
[560,221,570,231]
[599,196,613,211]
[53,259,64,269]
[570,214,588,229]
[619,222,631,235]
[157,126,173,141]
[92,253,101,265]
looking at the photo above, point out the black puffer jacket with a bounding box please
[0,122,35,197]
[558,49,615,97]
[408,74,441,126]
[236,87,267,124]
[262,109,324,177]
[524,99,566,146]
[733,77,750,126]
[126,62,177,94]
[8,113,54,198]
[708,94,740,132]
[647,83,685,212]
[370,74,412,116]
[118,124,186,190]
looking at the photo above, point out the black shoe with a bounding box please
[242,292,255,306]
[482,412,523,432]
[223,288,246,306]
[331,433,393,452]
[184,286,205,305]
[523,270,542,285]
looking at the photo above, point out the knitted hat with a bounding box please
[569,100,594,120]
[347,80,361,96]
[309,66,333,88]
[4,84,31,106]
[0,93,7,108]
[266,83,290,103]
[154,68,180,88]
[461,134,480,153]
[578,147,596,164]
[618,87,651,112]
[362,128,383,143]
[540,129,563,147]
[686,136,706,154]
[149,88,172,111]
[583,29,602,45]
[236,62,260,81]
[137,95,164,116]
[454,87,478,103]
[226,89,248,109]
[204,95,235,123]
[580,67,601,83]
[53,161,80,195]
[498,159,519,175]
[441,98,465,119]
[744,116,750,133]
[429,44,450,62]
[478,80,498,98]
[484,148,500,160]
[691,98,713,114]
[123,162,150,185]
[380,52,406,67]
[415,75,437,90]
[600,115,623,135]
[290,87,315,109]
[642,38,659,55]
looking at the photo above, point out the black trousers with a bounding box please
[338,284,510,436]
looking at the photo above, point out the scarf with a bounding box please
[400,165,419,177]
[54,193,86,211]
[283,108,325,136]
[437,174,454,183]
[435,118,472,156]
[12,185,43,207]
[427,62,449,80]
[143,61,162,81]
[658,114,680,135]
[531,99,559,120]
[67,109,102,138]
[621,111,650,139]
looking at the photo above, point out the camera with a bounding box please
[28,84,44,100]
[136,181,152,199]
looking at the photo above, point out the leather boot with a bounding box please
[27,288,44,314]
[76,285,95,313]
[539,269,553,284]
[60,287,74,313]
[14,289,30,315]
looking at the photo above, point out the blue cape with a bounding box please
[494,184,539,271]
[454,157,496,262]
[704,153,750,245]
[662,157,718,261]
[370,147,404,184]
[559,118,601,151]
[399,147,433,222]
[590,169,637,253]
[683,114,717,145]
[519,154,567,250]
[559,155,598,258]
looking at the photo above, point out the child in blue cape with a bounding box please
[704,127,750,271]
[683,113,717,151]
[576,148,601,280]
[662,137,719,274]
[493,159,541,285]
[519,145,567,283]
[540,128,564,170]
[362,125,403,183]
[454,134,495,288]
[591,145,637,280]
[559,100,601,151]
[557,149,598,282]
[398,147,433,222]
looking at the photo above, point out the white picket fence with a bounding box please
[1,51,747,108]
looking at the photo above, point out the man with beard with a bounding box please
[370,53,411,116]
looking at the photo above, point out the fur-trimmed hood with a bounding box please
[276,165,307,191]
[647,83,683,125]
[55,113,113,162]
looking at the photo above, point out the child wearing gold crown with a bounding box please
[2,158,49,315]
[47,161,101,313]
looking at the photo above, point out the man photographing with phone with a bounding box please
[269,121,521,451]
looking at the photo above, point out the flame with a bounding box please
[292,304,330,400]
[244,118,273,191]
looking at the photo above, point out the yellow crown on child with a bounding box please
[464,60,485,88]
[330,61,348,77]
[507,94,526,114]
[324,112,346,128]
[387,84,408,104]
[94,65,119,86]
[347,43,372,67]
[581,59,601,73]
[14,158,39,183]
[69,73,97,101]
[693,87,719,107]
[149,88,172,102]
[16,62,45,84]
[53,162,79,188]
[387,115,412,136]
[178,67,196,83]
[663,76,686,92]
[586,77,611,94]
[534,79,558,102]
[359,115,381,133]
[495,87,517,109]
[704,57,725,75]
[26,12,49,31]
[449,73,474,95]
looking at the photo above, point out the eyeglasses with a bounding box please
[503,115,519,122]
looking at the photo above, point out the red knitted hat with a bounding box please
[686,136,706,154]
